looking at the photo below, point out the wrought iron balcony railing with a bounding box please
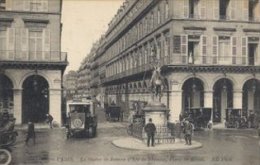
[0,50,67,62]
[102,55,259,84]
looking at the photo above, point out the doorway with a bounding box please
[22,75,49,123]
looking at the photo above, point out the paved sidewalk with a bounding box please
[112,137,202,151]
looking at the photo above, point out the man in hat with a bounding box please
[183,119,194,145]
[144,118,156,147]
[25,120,35,144]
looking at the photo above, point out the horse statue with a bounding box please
[149,65,166,102]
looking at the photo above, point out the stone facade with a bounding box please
[87,0,260,124]
[0,0,67,125]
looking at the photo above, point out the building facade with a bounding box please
[0,0,67,125]
[63,70,78,100]
[90,0,260,124]
[77,57,91,99]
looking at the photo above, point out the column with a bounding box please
[169,90,182,123]
[204,90,213,108]
[13,89,22,124]
[233,90,243,109]
[49,88,62,126]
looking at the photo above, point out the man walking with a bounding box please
[25,121,35,145]
[144,118,156,147]
[46,114,53,129]
[183,119,193,145]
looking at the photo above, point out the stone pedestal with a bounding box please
[142,101,169,126]
[142,100,174,144]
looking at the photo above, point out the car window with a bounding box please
[69,104,90,113]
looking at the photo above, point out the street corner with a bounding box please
[112,137,202,151]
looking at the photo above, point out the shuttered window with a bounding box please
[173,36,181,53]
[242,37,248,65]
[200,0,206,19]
[231,37,237,64]
[0,30,7,59]
[181,35,188,63]
[29,31,43,61]
[201,35,207,64]
[212,36,218,64]
[243,0,249,21]
[184,0,189,18]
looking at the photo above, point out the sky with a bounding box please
[61,0,123,73]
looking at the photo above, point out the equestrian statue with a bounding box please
[149,64,166,102]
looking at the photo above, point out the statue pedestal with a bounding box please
[142,101,174,144]
[142,101,169,126]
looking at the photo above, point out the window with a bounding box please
[219,0,230,20]
[189,0,199,18]
[165,0,169,19]
[26,0,48,12]
[173,36,181,53]
[0,0,6,10]
[249,0,258,21]
[29,31,43,60]
[218,36,230,61]
[157,8,161,24]
[188,41,199,64]
[0,30,6,51]
[151,12,154,29]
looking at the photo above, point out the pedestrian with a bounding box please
[144,118,156,147]
[46,113,53,129]
[25,121,35,145]
[183,119,193,145]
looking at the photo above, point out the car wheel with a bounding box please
[0,149,12,165]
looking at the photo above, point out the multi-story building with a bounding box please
[76,55,92,99]
[0,0,67,125]
[91,0,260,124]
[63,70,78,100]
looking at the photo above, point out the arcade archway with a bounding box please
[213,78,233,123]
[182,78,204,113]
[0,74,13,114]
[22,75,49,123]
[242,79,260,116]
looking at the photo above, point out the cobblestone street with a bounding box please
[9,108,260,165]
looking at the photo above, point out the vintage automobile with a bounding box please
[105,104,121,121]
[66,100,97,138]
[0,112,18,147]
[225,108,247,128]
[183,107,212,130]
[247,110,259,128]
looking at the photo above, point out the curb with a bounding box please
[112,137,202,151]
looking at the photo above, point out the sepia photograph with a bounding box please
[0,0,260,164]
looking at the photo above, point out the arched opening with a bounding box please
[242,79,260,117]
[0,74,13,114]
[213,78,233,123]
[182,77,204,114]
[22,75,49,123]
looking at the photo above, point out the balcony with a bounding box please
[0,50,67,68]
[102,55,259,84]
[0,50,67,62]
